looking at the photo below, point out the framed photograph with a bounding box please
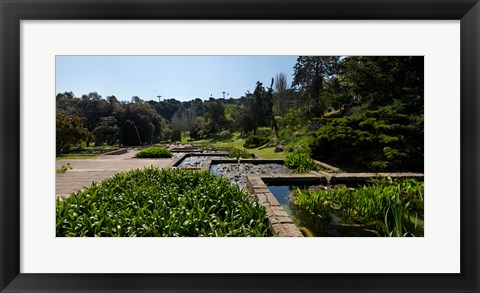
[1,0,479,292]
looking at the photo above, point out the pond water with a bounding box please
[210,163,290,189]
[266,185,303,223]
[177,156,226,169]
[267,185,376,237]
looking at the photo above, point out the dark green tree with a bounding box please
[204,100,228,134]
[235,102,256,134]
[252,82,269,127]
[266,78,279,136]
[171,129,181,142]
[338,56,423,107]
[92,116,120,146]
[189,126,200,140]
[236,81,276,135]
[120,120,141,146]
[273,73,289,117]
[149,98,182,121]
[292,56,340,120]
[78,92,113,131]
[121,98,163,144]
[56,91,79,115]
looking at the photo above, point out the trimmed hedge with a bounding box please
[135,147,173,158]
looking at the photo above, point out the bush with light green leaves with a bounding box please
[56,168,268,237]
[135,147,172,158]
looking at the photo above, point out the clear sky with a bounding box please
[56,56,298,102]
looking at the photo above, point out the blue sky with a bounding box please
[56,56,298,102]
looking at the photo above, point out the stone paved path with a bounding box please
[56,149,174,196]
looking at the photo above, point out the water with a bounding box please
[210,163,291,189]
[177,156,226,169]
[266,185,294,206]
[266,185,303,219]
[267,185,376,237]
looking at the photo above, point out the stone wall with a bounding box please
[246,174,304,237]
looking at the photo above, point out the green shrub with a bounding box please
[243,134,269,149]
[227,147,251,159]
[284,152,319,173]
[292,178,424,236]
[56,168,268,237]
[135,147,173,158]
[56,163,72,174]
[284,135,314,154]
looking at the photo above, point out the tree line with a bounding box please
[57,56,423,172]
[56,83,283,150]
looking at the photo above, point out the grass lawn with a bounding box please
[56,155,99,160]
[190,132,286,159]
[250,147,286,159]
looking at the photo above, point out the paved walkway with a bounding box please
[56,149,174,196]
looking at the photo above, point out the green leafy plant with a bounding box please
[291,178,424,236]
[227,147,251,159]
[373,181,424,237]
[283,134,314,154]
[56,163,72,174]
[56,168,268,237]
[135,147,173,158]
[284,152,319,173]
[243,134,269,149]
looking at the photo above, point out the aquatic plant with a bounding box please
[292,177,424,236]
[135,147,173,158]
[56,168,268,237]
[227,147,251,159]
[284,152,319,173]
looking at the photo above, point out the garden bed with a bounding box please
[56,168,268,237]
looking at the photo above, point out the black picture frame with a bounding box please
[1,0,479,292]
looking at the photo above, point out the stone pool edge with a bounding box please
[246,174,305,237]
